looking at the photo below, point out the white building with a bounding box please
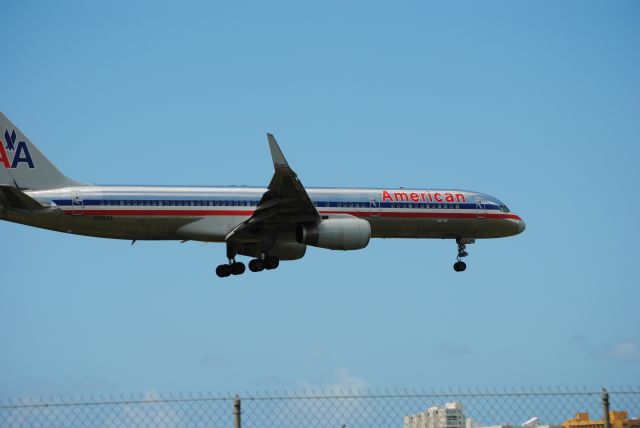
[464,416,562,428]
[404,402,466,428]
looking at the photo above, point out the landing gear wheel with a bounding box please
[452,239,474,272]
[216,264,232,278]
[265,256,280,270]
[453,261,467,272]
[231,262,245,275]
[248,259,265,272]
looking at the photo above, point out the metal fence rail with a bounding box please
[1,387,638,428]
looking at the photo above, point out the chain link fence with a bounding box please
[1,387,638,428]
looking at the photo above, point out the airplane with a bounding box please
[0,112,525,277]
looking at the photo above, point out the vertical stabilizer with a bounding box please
[0,112,83,190]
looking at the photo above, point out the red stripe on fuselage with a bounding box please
[76,209,254,216]
[321,211,522,220]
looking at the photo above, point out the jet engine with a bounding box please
[296,217,371,251]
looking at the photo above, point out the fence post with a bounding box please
[602,388,610,428]
[234,394,241,428]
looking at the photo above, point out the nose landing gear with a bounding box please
[453,238,474,272]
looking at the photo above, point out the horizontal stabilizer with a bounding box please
[0,185,45,210]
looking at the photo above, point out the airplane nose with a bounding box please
[517,218,526,234]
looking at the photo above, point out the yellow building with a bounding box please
[562,412,640,428]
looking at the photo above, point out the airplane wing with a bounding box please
[225,134,320,243]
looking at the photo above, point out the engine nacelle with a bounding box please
[296,217,371,251]
[269,241,307,260]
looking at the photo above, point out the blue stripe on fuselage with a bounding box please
[51,199,502,211]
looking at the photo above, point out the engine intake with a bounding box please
[296,217,371,251]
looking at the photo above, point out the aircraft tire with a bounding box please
[249,259,265,272]
[453,261,466,272]
[265,256,279,270]
[216,264,232,278]
[231,262,245,275]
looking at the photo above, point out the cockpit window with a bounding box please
[499,204,510,213]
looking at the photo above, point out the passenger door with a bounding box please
[475,197,486,219]
[71,194,83,216]
[369,196,381,218]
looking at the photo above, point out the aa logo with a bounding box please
[0,129,35,169]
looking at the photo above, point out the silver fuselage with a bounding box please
[1,185,525,241]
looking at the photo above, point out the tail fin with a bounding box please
[0,112,83,190]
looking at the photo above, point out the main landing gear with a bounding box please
[453,238,474,272]
[216,253,280,278]
[248,256,279,272]
[215,259,245,278]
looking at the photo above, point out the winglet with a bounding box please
[267,133,289,170]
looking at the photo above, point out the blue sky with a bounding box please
[1,1,639,398]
